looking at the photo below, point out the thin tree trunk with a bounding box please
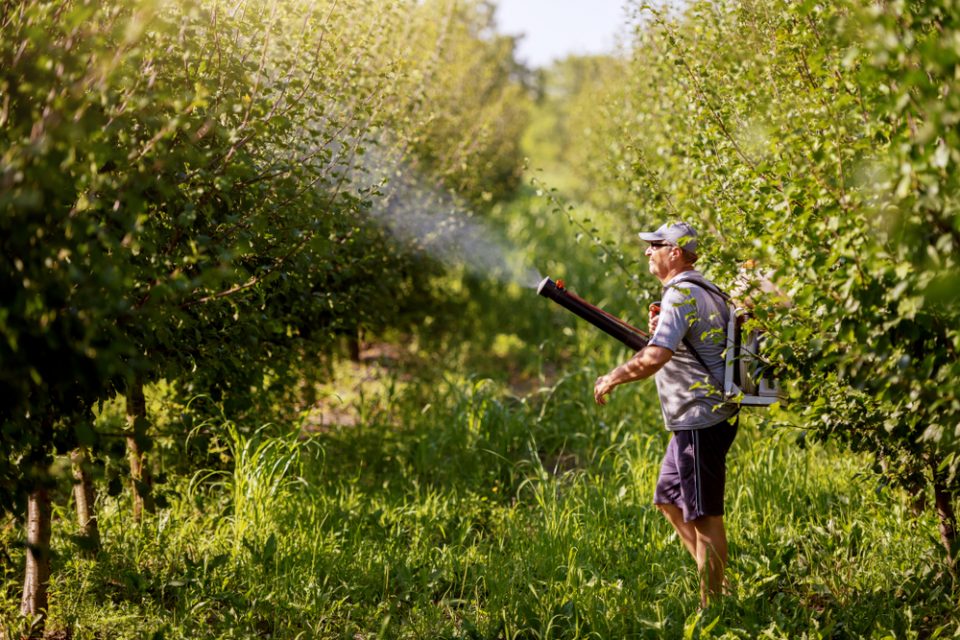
[126,376,154,521]
[71,447,100,554]
[932,471,957,575]
[347,326,361,363]
[20,486,52,629]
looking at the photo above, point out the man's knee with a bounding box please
[691,516,727,555]
[691,514,724,532]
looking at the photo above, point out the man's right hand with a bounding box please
[594,374,616,405]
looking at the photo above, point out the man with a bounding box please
[593,221,738,607]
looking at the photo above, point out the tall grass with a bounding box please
[16,363,956,639]
[213,423,310,557]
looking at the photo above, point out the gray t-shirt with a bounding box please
[648,271,739,430]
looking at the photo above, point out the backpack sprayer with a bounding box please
[536,276,781,406]
[722,309,781,405]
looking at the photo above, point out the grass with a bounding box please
[2,190,958,638]
[5,362,957,639]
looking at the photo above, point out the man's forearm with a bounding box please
[594,345,673,405]
[606,346,670,386]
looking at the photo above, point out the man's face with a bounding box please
[645,242,676,280]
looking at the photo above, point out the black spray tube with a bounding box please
[537,277,649,351]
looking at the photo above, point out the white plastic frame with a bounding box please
[723,307,782,406]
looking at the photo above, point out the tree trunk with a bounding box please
[126,376,154,521]
[932,471,957,575]
[347,326,361,363]
[20,486,52,631]
[70,447,100,555]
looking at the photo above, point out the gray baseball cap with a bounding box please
[638,221,698,255]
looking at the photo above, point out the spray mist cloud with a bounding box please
[351,141,542,288]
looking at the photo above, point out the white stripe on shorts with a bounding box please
[693,429,702,518]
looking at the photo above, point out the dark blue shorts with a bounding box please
[653,419,738,523]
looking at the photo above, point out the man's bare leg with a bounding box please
[692,515,728,607]
[655,503,697,558]
[657,506,728,607]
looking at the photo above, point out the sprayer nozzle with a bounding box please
[536,276,553,296]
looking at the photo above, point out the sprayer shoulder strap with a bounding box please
[665,278,731,390]
[667,277,731,304]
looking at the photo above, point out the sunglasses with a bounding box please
[648,242,673,250]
